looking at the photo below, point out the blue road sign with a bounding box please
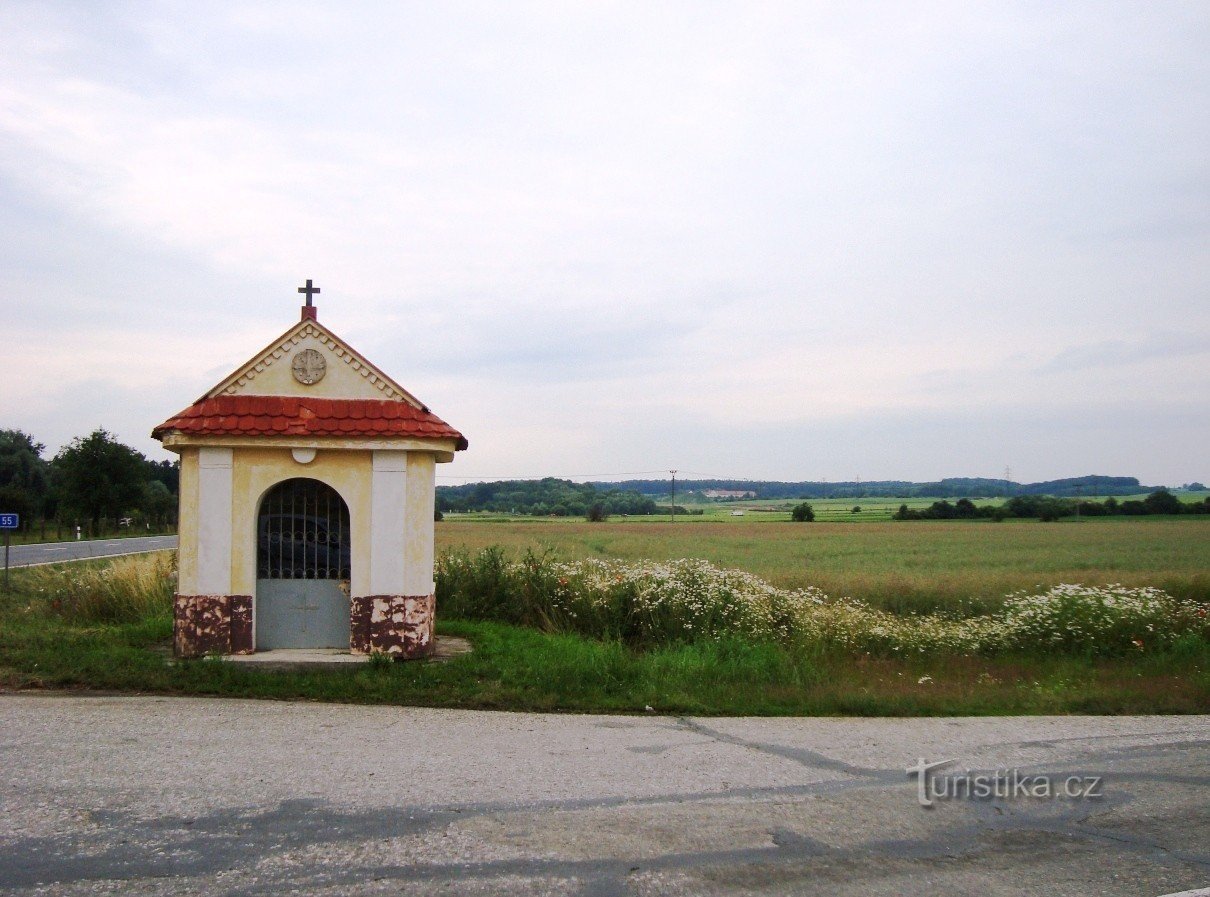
[0,514,18,529]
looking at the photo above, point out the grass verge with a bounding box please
[1,557,1206,715]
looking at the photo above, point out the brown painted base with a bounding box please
[174,594,254,658]
[350,594,435,659]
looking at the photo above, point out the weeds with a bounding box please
[438,549,1210,658]
[24,552,175,623]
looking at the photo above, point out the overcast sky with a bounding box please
[1,1,1206,486]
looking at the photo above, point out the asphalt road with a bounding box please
[0,695,1206,896]
[3,535,177,568]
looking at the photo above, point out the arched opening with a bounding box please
[255,477,351,649]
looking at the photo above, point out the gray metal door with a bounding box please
[255,478,351,650]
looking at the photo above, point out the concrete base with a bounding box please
[213,636,471,670]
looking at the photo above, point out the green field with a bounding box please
[606,489,1210,522]
[437,516,1210,614]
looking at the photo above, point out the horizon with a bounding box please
[432,472,1198,490]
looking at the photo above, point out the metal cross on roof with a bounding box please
[298,279,321,306]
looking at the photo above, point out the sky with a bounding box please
[1,1,1206,486]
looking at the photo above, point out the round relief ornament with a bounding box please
[292,348,327,385]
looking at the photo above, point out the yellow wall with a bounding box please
[223,329,404,402]
[228,447,374,597]
[175,441,443,605]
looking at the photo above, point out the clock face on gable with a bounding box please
[291,348,327,385]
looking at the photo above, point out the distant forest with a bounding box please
[437,478,657,517]
[436,475,1202,516]
[588,476,1174,500]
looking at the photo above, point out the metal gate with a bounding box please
[255,478,351,649]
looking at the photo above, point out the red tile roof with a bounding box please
[152,396,467,450]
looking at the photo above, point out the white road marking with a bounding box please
[10,548,176,569]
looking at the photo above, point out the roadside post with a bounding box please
[0,513,18,591]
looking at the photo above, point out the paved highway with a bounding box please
[0,695,1206,896]
[3,535,177,568]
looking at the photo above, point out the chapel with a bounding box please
[151,281,466,658]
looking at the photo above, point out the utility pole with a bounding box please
[670,470,677,523]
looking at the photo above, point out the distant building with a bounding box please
[702,489,756,499]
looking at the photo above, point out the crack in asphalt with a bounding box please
[673,716,896,781]
[3,744,1206,894]
[2,714,1206,895]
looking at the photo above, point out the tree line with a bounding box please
[0,428,178,536]
[437,478,658,517]
[592,475,1170,500]
[892,490,1210,522]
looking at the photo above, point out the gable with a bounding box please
[204,320,426,408]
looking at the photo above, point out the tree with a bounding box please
[929,500,957,520]
[142,480,176,526]
[585,503,608,522]
[790,502,815,522]
[0,484,37,527]
[145,458,180,495]
[52,429,148,531]
[0,429,50,523]
[1036,497,1073,522]
[1143,488,1183,516]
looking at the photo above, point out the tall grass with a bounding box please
[2,550,1206,715]
[25,552,175,623]
[437,548,1210,658]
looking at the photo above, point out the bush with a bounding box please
[790,502,815,522]
[585,503,608,522]
[435,546,527,625]
[1143,489,1184,515]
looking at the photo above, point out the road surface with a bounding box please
[0,695,1206,895]
[3,535,177,568]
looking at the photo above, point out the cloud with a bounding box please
[1037,334,1209,374]
[0,2,1206,482]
